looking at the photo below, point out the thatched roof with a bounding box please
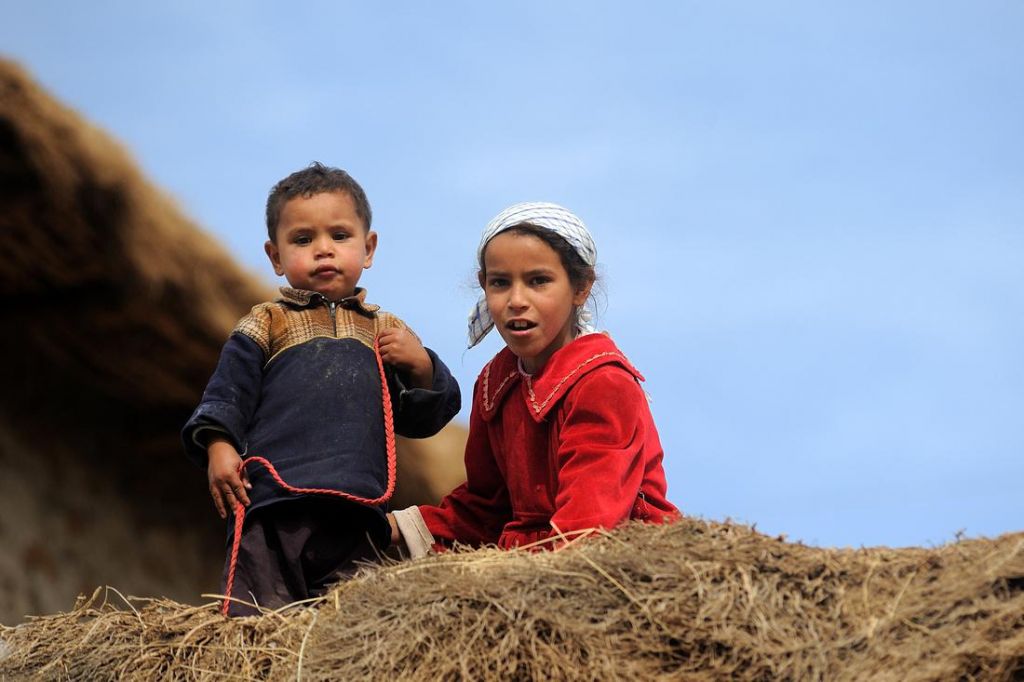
[0,55,269,499]
[0,56,465,506]
[0,56,269,620]
[0,58,466,623]
[1,517,1021,680]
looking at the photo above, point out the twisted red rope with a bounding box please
[221,336,397,616]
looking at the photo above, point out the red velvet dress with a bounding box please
[419,333,680,549]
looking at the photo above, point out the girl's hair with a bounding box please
[479,222,598,333]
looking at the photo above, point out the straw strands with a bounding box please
[2,517,1021,680]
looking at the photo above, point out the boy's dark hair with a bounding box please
[479,223,596,291]
[265,162,372,241]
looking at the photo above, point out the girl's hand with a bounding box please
[376,328,433,389]
[207,437,252,518]
[386,513,401,545]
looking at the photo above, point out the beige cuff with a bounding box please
[392,506,435,559]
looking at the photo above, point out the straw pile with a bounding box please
[1,517,1021,681]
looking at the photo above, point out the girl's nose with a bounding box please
[507,283,528,309]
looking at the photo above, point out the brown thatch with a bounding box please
[1,518,1022,681]
[0,57,466,623]
[0,55,269,621]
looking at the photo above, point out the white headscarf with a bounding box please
[467,202,597,348]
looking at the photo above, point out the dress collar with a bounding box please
[277,286,380,315]
[478,333,644,423]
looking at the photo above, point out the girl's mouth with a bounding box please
[506,319,536,331]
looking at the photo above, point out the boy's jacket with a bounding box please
[182,287,461,515]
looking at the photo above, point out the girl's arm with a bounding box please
[415,381,511,547]
[547,367,654,539]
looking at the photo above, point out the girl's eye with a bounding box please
[530,276,552,286]
[487,278,509,289]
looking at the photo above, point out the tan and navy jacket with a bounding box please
[182,287,461,516]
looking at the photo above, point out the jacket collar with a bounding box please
[478,333,644,423]
[277,286,380,315]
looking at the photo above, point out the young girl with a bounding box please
[389,202,679,554]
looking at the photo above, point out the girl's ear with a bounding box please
[477,270,487,288]
[264,240,284,276]
[572,276,594,307]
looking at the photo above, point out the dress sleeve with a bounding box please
[417,380,511,546]
[545,367,649,539]
[180,319,267,467]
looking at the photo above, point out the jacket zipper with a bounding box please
[325,297,338,336]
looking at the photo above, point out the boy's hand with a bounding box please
[207,437,252,519]
[376,328,433,389]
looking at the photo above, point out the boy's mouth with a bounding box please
[313,266,341,276]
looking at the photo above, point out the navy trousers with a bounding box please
[221,497,389,616]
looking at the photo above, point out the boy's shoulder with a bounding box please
[373,308,410,332]
[234,289,408,324]
[229,290,416,358]
[229,301,278,355]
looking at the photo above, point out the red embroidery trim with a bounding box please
[481,358,517,414]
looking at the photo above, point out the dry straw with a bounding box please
[1,517,1021,681]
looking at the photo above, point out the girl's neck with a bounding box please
[516,331,591,376]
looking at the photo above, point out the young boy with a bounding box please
[182,162,460,616]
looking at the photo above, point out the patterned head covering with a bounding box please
[467,201,598,348]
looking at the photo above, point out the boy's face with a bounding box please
[265,191,377,302]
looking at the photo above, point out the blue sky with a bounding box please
[4,2,1022,548]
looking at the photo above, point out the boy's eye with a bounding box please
[332,232,350,241]
[293,235,312,245]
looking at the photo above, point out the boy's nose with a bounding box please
[314,236,334,256]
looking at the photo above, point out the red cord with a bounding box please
[221,336,397,615]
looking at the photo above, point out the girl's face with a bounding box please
[480,231,591,374]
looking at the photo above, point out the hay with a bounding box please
[2,517,1021,681]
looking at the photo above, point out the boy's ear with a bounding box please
[362,231,378,269]
[264,240,285,276]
